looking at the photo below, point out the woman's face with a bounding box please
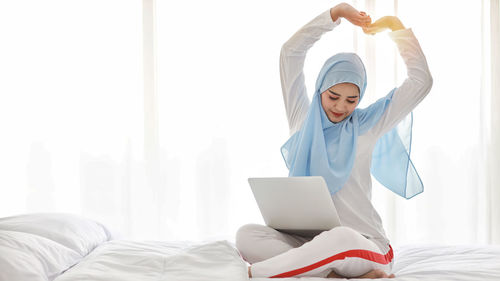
[320,83,360,123]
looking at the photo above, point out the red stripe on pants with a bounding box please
[270,245,394,278]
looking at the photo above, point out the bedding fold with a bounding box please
[54,240,249,281]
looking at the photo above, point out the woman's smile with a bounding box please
[332,111,344,117]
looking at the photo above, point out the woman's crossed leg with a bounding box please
[236,224,394,278]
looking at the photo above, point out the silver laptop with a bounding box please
[248,176,341,237]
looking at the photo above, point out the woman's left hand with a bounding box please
[362,16,405,35]
[331,3,372,27]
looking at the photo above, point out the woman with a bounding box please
[236,2,432,279]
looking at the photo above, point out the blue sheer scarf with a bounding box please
[281,53,423,199]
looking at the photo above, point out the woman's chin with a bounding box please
[329,115,345,123]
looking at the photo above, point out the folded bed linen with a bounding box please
[54,240,248,281]
[0,213,249,281]
[0,213,112,281]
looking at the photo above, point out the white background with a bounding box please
[0,0,498,246]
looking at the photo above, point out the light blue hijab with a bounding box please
[281,53,423,199]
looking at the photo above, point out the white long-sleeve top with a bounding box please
[280,10,433,253]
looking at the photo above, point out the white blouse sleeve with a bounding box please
[280,10,341,136]
[368,28,433,138]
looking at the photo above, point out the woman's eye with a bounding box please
[329,96,356,104]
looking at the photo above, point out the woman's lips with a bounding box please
[332,112,343,117]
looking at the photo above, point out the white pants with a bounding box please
[236,224,394,278]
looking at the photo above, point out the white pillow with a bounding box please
[0,213,111,256]
[0,230,81,281]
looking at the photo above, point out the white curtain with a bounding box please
[369,0,495,245]
[375,0,500,246]
[0,0,147,238]
[0,0,498,245]
[488,0,500,244]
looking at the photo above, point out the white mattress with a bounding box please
[1,213,500,281]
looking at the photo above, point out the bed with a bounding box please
[1,213,499,281]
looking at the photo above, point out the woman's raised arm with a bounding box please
[361,16,433,138]
[331,3,371,26]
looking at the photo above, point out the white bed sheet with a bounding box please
[54,240,248,281]
[2,213,500,281]
[251,243,500,281]
[54,240,500,281]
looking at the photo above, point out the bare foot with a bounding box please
[327,270,346,278]
[327,269,395,279]
[356,269,395,279]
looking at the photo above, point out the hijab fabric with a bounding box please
[280,53,423,199]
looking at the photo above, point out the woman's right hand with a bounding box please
[362,16,405,35]
[330,3,371,27]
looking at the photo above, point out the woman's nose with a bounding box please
[334,102,346,112]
